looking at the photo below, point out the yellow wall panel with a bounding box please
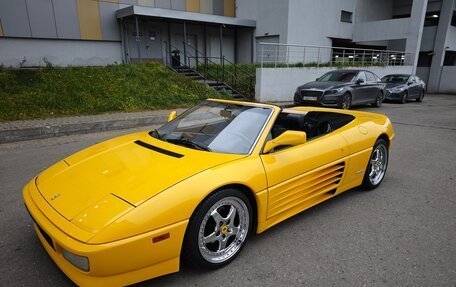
[101,0,119,3]
[0,20,4,37]
[186,0,200,13]
[138,0,155,6]
[77,0,102,40]
[224,0,235,17]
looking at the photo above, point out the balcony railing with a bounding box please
[258,42,414,68]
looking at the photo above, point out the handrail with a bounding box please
[259,42,407,54]
[258,42,413,68]
[165,41,254,99]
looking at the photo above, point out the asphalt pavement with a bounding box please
[0,95,455,286]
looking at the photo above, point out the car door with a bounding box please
[260,132,349,219]
[352,71,369,104]
[365,72,380,102]
[411,76,421,98]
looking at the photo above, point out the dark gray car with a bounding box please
[381,74,426,104]
[294,69,386,109]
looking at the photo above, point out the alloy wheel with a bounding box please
[341,94,351,110]
[369,144,388,185]
[198,197,249,264]
[400,93,407,104]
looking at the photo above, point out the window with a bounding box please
[417,51,433,67]
[366,72,376,82]
[424,11,440,26]
[318,71,357,82]
[444,51,456,66]
[356,72,367,82]
[155,101,273,154]
[452,11,456,27]
[381,75,409,84]
[341,10,353,23]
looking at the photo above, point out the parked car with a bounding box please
[23,99,394,287]
[381,74,426,103]
[294,69,386,109]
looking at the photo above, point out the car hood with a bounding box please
[384,83,406,89]
[298,81,349,91]
[36,132,243,224]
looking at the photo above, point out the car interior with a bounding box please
[267,111,355,151]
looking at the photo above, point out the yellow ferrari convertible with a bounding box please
[23,99,394,286]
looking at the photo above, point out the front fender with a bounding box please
[89,156,267,244]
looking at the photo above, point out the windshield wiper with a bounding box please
[166,138,212,152]
[150,129,161,139]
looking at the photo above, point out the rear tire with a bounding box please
[182,188,253,269]
[416,90,424,102]
[362,139,389,190]
[372,91,383,107]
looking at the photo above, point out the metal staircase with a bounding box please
[164,41,253,100]
[169,65,243,99]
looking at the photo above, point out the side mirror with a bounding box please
[168,110,177,122]
[263,131,307,154]
[408,81,413,85]
[316,77,320,81]
[356,78,365,85]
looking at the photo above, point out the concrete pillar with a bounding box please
[427,0,454,93]
[404,0,428,73]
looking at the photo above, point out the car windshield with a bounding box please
[152,101,273,155]
[317,71,358,82]
[381,75,409,84]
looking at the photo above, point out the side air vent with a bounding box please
[134,140,184,158]
[268,162,345,217]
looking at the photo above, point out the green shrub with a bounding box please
[0,62,228,121]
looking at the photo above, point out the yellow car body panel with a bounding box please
[23,99,394,287]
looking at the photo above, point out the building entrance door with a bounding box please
[174,34,198,67]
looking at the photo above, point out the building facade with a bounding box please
[0,0,455,93]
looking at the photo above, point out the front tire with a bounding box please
[362,139,389,190]
[399,92,407,104]
[339,93,351,110]
[182,188,252,269]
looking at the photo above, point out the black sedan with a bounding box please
[381,74,426,104]
[294,69,385,109]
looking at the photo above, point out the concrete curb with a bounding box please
[0,115,168,144]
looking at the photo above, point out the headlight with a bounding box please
[62,248,90,271]
[388,87,405,93]
[331,87,344,94]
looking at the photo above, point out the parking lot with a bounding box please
[0,94,455,287]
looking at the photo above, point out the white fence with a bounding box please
[258,43,414,68]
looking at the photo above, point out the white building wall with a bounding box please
[237,0,289,43]
[438,66,456,93]
[287,0,355,46]
[0,38,122,67]
[445,25,456,50]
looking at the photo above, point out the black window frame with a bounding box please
[341,10,353,23]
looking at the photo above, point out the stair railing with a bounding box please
[182,44,254,100]
[164,41,253,100]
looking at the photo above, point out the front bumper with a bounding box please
[384,91,405,101]
[294,92,340,107]
[23,179,187,287]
